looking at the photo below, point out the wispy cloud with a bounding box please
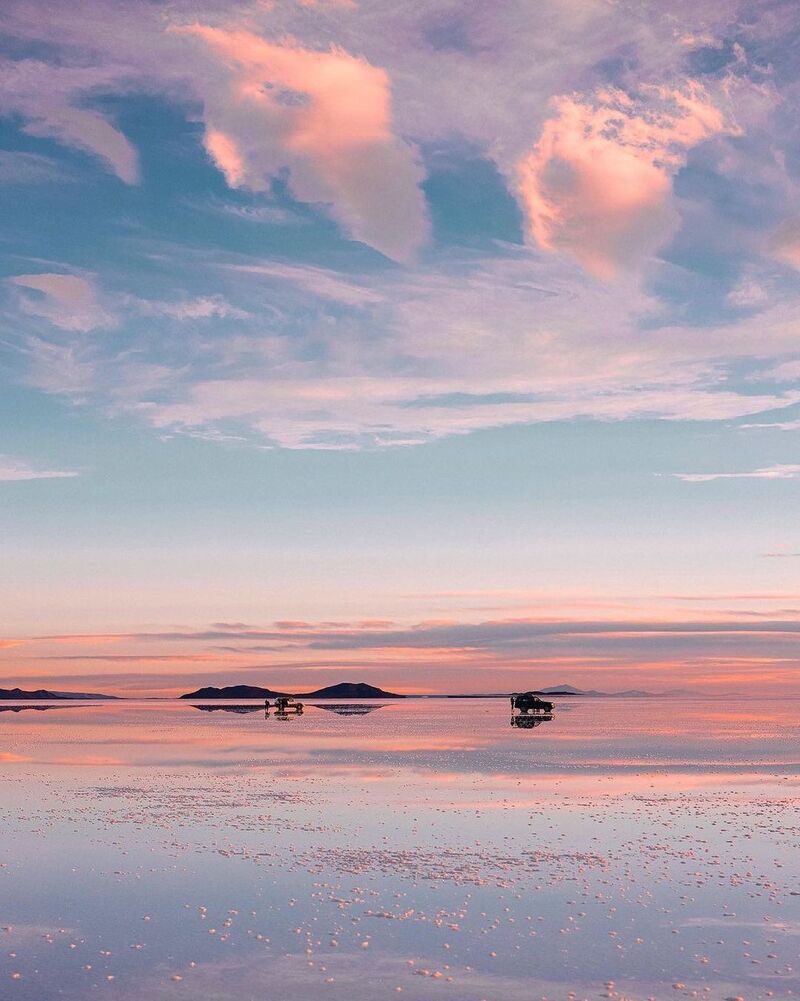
[10,248,800,448]
[128,294,250,321]
[9,607,800,696]
[31,613,800,651]
[0,59,139,183]
[9,273,115,332]
[0,150,69,185]
[0,456,78,482]
[224,262,384,306]
[674,463,800,482]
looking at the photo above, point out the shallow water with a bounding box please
[1,697,798,1000]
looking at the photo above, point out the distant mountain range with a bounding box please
[0,687,119,701]
[0,681,701,702]
[180,681,404,700]
[539,684,692,697]
[447,684,693,698]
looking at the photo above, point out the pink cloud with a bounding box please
[769,218,800,268]
[517,83,738,278]
[22,102,139,185]
[174,24,429,262]
[1,60,138,184]
[9,273,114,332]
[204,129,246,187]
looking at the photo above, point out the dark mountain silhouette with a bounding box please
[302,682,404,699]
[180,685,289,700]
[48,690,119,699]
[0,687,118,700]
[180,681,403,700]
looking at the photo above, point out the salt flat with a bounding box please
[1,698,798,1001]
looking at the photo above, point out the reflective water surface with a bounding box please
[1,697,799,1000]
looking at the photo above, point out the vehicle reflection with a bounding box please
[510,691,555,729]
[266,696,304,720]
[510,712,554,729]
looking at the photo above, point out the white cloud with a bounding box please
[21,102,139,185]
[727,277,770,308]
[8,244,800,449]
[0,456,78,482]
[0,60,139,184]
[674,463,800,482]
[224,262,384,306]
[130,295,251,321]
[9,273,115,332]
[51,252,800,448]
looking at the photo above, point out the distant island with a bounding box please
[180,684,290,701]
[0,687,119,700]
[180,681,405,700]
[304,682,404,699]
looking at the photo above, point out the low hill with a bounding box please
[539,684,586,695]
[303,682,404,699]
[449,684,693,698]
[540,685,691,698]
[180,685,289,700]
[0,687,118,700]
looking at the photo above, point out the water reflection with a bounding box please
[191,701,386,718]
[0,703,58,713]
[192,703,263,714]
[268,695,305,720]
[0,698,799,1001]
[266,695,304,717]
[314,703,386,716]
[510,711,554,728]
[509,690,555,728]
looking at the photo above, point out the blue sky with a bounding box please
[1,0,799,694]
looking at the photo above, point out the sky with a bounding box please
[1,0,800,697]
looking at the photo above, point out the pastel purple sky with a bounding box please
[1,0,800,695]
